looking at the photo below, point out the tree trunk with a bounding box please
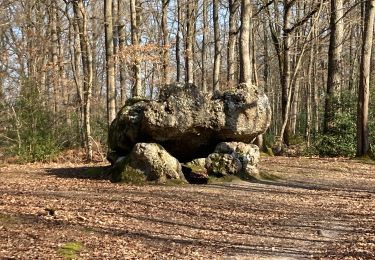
[213,0,221,91]
[357,0,375,157]
[228,0,240,89]
[118,0,127,106]
[239,0,252,84]
[105,0,116,127]
[201,0,208,92]
[161,0,170,85]
[130,0,142,96]
[185,0,195,84]
[280,0,292,145]
[176,0,182,82]
[324,0,344,134]
[73,0,93,161]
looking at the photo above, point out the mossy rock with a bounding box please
[58,242,83,260]
[110,156,146,184]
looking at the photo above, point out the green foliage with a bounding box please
[316,112,356,157]
[1,78,107,162]
[58,242,83,260]
[6,80,61,162]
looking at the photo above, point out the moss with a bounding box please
[58,242,83,260]
[110,156,146,184]
[185,163,206,174]
[262,146,274,157]
[164,179,187,186]
[208,154,228,177]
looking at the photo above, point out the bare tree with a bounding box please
[161,0,171,85]
[239,0,252,84]
[357,0,375,157]
[73,0,93,161]
[213,0,222,91]
[201,0,209,92]
[105,0,116,127]
[228,0,240,89]
[324,0,344,134]
[185,0,196,84]
[131,0,142,96]
[118,0,127,106]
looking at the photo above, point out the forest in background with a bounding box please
[0,0,374,162]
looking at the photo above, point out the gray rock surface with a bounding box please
[108,83,271,162]
[206,142,260,179]
[111,143,186,184]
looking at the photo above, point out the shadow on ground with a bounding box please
[45,166,111,181]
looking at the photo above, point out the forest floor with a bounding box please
[0,156,375,259]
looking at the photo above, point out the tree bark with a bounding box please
[213,0,221,91]
[239,0,252,84]
[357,0,375,157]
[130,0,142,96]
[185,0,195,84]
[118,0,127,106]
[228,0,240,89]
[324,0,344,134]
[161,0,171,85]
[201,0,208,92]
[73,0,93,161]
[176,0,182,82]
[105,0,116,127]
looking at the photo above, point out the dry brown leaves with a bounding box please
[0,157,374,259]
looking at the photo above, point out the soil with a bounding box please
[0,156,374,259]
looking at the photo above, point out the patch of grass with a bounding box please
[58,242,83,260]
[164,178,187,186]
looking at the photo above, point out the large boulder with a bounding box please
[111,143,186,184]
[108,83,271,162]
[206,142,260,179]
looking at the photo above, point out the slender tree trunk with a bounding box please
[105,0,116,127]
[357,0,375,157]
[213,0,221,91]
[50,2,59,117]
[176,0,181,82]
[185,0,195,84]
[73,0,93,161]
[118,0,127,106]
[324,0,344,134]
[239,0,252,84]
[306,32,315,147]
[228,0,240,89]
[161,0,170,85]
[130,0,142,96]
[201,0,208,92]
[279,0,292,145]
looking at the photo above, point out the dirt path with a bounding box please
[0,157,374,259]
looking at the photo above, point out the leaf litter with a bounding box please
[0,157,374,259]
